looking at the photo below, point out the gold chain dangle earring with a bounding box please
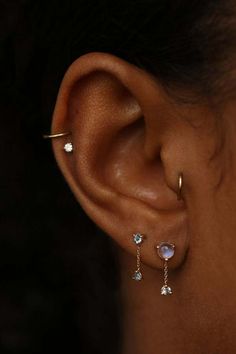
[155,173,182,295]
[156,242,175,295]
[132,233,145,281]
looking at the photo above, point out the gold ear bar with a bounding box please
[42,132,71,139]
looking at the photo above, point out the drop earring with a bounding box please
[132,233,144,281]
[156,242,175,295]
[155,173,182,295]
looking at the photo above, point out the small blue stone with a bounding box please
[133,233,143,245]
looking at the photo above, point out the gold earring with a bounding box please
[42,131,73,152]
[42,131,71,139]
[156,242,175,295]
[132,233,145,281]
[177,172,183,200]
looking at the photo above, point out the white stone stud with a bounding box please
[63,142,73,153]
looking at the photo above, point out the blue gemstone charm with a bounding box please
[132,233,144,281]
[133,233,143,245]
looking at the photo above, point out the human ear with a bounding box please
[50,52,189,270]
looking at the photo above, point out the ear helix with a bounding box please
[42,131,73,152]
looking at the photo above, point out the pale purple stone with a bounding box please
[157,242,175,260]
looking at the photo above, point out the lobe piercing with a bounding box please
[132,233,145,281]
[156,242,175,295]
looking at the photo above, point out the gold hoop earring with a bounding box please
[132,233,145,281]
[42,131,71,139]
[43,131,73,153]
[177,172,183,200]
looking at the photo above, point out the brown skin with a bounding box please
[51,52,236,354]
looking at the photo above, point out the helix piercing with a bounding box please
[42,131,73,153]
[177,172,183,200]
[42,131,71,139]
[156,242,175,295]
[132,233,145,281]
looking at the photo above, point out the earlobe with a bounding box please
[50,51,189,271]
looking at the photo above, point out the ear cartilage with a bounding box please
[132,233,144,281]
[156,242,175,295]
[63,142,73,153]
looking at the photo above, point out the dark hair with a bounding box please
[1,1,235,353]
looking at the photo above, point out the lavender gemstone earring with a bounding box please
[132,233,144,281]
[155,173,181,295]
[156,242,175,295]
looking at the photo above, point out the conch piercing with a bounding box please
[42,131,73,153]
[132,233,145,281]
[156,242,175,295]
[177,172,183,200]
